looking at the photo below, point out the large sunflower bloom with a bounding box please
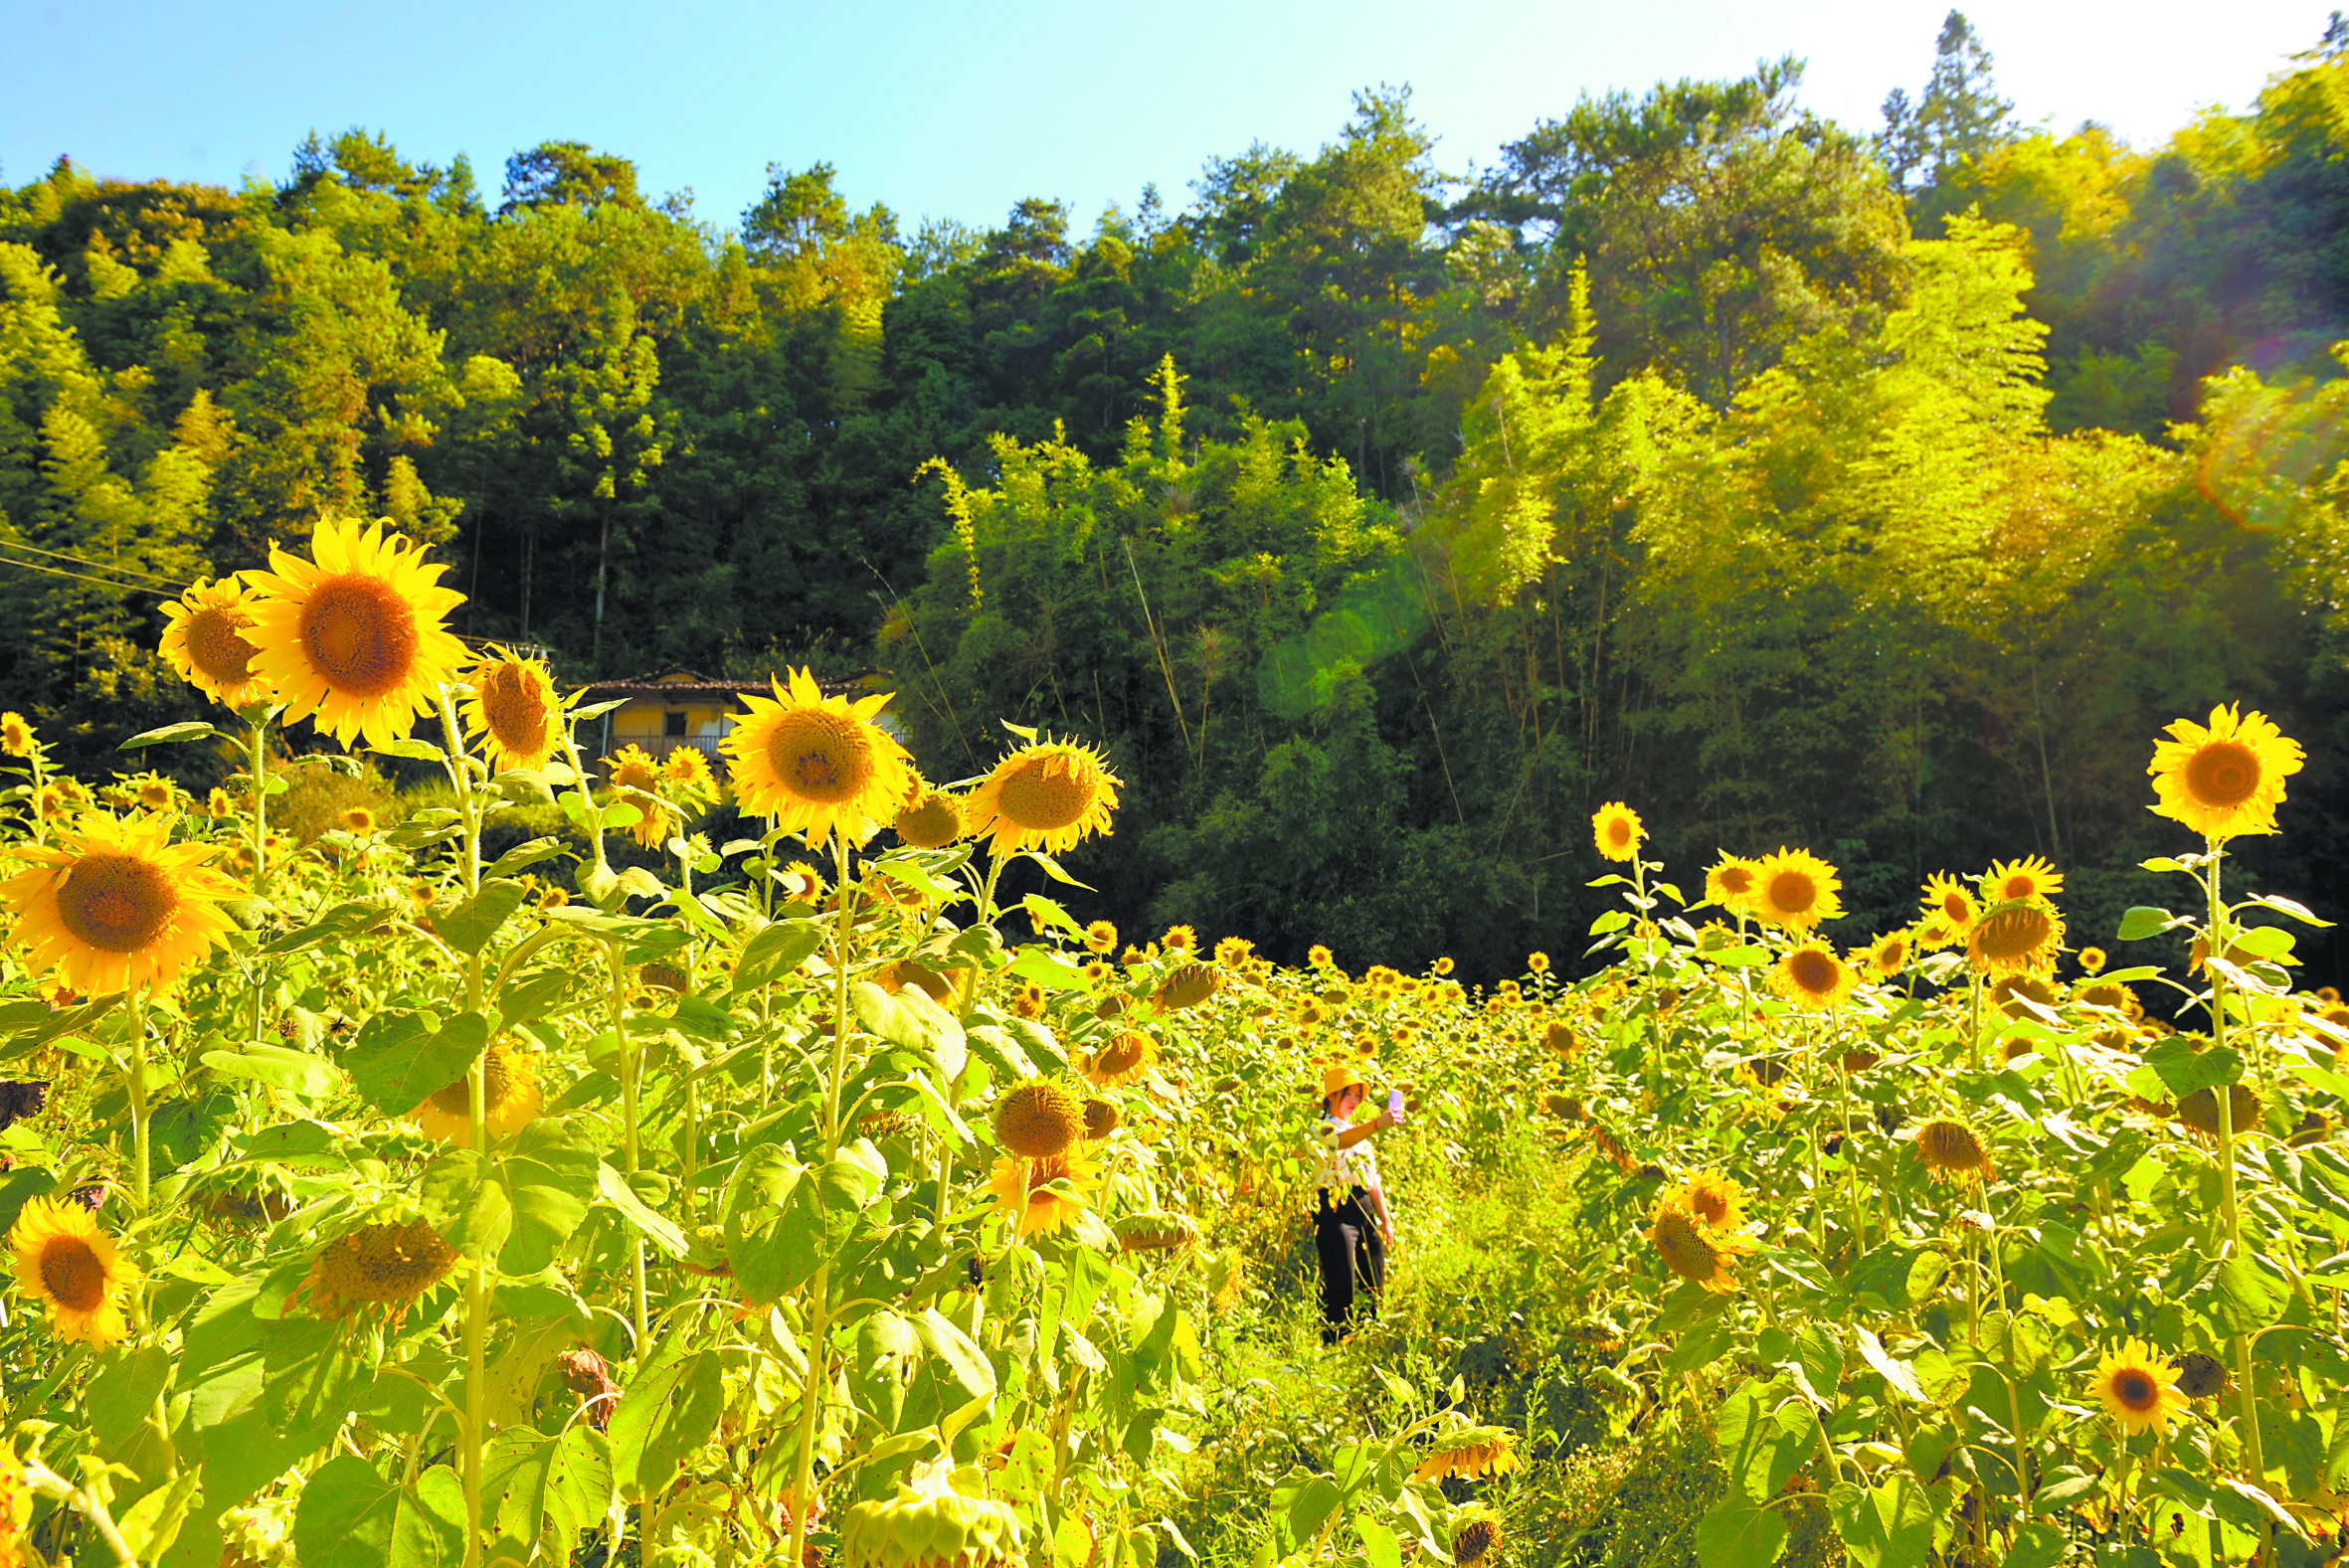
[8,1197,140,1347]
[1968,898,2065,976]
[2148,704,2303,840]
[2090,1340,2189,1436]
[893,784,967,850]
[1704,855,1760,914]
[1918,874,1977,944]
[1,812,244,995]
[1645,1201,1750,1293]
[1984,855,2062,904]
[158,577,271,708]
[967,739,1121,858]
[306,1219,458,1323]
[1592,802,1643,863]
[242,516,469,751]
[987,1151,1100,1238]
[1771,942,1855,1010]
[1749,849,1843,932]
[461,648,562,772]
[411,1040,543,1144]
[723,668,912,848]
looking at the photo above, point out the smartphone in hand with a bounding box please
[1386,1088,1405,1122]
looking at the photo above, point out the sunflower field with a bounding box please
[0,512,2346,1568]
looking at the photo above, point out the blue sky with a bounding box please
[2,0,2331,237]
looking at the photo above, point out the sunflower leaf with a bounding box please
[118,721,218,749]
[2115,907,2178,942]
[291,1456,465,1568]
[344,1011,488,1117]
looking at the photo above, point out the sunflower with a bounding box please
[993,1081,1086,1159]
[1085,1030,1156,1088]
[2148,704,2304,840]
[1859,929,1913,979]
[1592,801,1643,863]
[2090,1340,2189,1436]
[723,668,913,848]
[461,649,562,772]
[1082,1099,1121,1139]
[1748,849,1842,932]
[125,774,176,812]
[1083,921,1119,955]
[1114,1210,1197,1254]
[243,517,469,751]
[1308,945,1335,969]
[2177,1084,2262,1140]
[0,712,31,757]
[1771,942,1856,1010]
[1157,963,1220,1011]
[893,784,967,850]
[986,1151,1099,1238]
[2174,1352,2228,1400]
[339,806,376,834]
[159,577,273,709]
[8,1197,139,1346]
[1918,874,1977,943]
[2,811,245,995]
[1645,1202,1750,1293]
[305,1219,457,1322]
[1527,952,1550,976]
[1414,1427,1524,1481]
[1213,935,1254,966]
[778,860,826,905]
[1451,1511,1505,1568]
[1679,1170,1748,1233]
[605,745,673,850]
[1432,956,1455,976]
[1968,899,2065,976]
[966,738,1121,858]
[1985,855,2063,904]
[411,1041,543,1145]
[1915,1119,1994,1183]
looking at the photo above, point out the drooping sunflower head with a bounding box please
[1082,1099,1121,1139]
[1592,801,1643,863]
[2148,704,2304,840]
[8,1197,140,1346]
[1085,1030,1156,1088]
[243,516,470,751]
[1113,1210,1198,1255]
[967,738,1121,858]
[1991,974,2061,1019]
[160,576,273,709]
[2091,1339,2188,1436]
[1968,899,2065,976]
[1083,921,1119,955]
[1450,1509,1506,1568]
[1771,942,1855,1010]
[892,784,967,850]
[993,1081,1086,1159]
[1414,1426,1523,1482]
[2177,1083,2262,1140]
[1645,1202,1748,1292]
[1,810,246,995]
[1156,963,1220,1011]
[2173,1351,2229,1401]
[1915,1118,1994,1184]
[411,1040,543,1144]
[722,668,914,849]
[0,711,33,757]
[1749,849,1843,932]
[1984,855,2062,904]
[462,649,562,772]
[305,1218,458,1322]
[986,1151,1098,1238]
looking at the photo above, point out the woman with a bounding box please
[1311,1061,1400,1344]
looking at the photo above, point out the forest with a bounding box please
[4,12,2348,981]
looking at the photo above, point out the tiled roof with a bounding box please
[574,667,863,699]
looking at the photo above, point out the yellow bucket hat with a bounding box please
[1320,1061,1365,1100]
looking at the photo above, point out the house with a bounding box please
[574,668,866,776]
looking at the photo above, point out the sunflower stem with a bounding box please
[247,714,272,1043]
[438,686,489,1568]
[125,984,149,1214]
[2201,840,2267,1501]
[614,938,645,1343]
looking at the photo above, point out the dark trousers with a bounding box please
[1314,1185,1384,1343]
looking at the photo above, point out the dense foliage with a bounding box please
[5,16,2349,980]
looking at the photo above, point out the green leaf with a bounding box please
[420,1151,509,1261]
[1828,1475,1941,1568]
[491,1120,600,1275]
[597,1161,689,1259]
[483,838,567,881]
[609,1352,724,1502]
[1589,909,1631,936]
[2249,893,2333,927]
[2116,907,2176,942]
[731,919,825,991]
[435,880,529,956]
[201,1044,342,1099]
[484,1425,614,1566]
[264,1316,378,1434]
[343,1012,487,1116]
[2145,1036,2245,1099]
[1856,1328,1926,1403]
[1007,946,1088,990]
[853,979,967,1079]
[1694,1490,1788,1568]
[262,899,393,956]
[291,1457,466,1568]
[1271,1469,1345,1549]
[2229,924,2297,959]
[1357,1518,1402,1568]
[119,721,219,749]
[724,1146,878,1303]
[2197,1256,2289,1337]
[116,1469,201,1563]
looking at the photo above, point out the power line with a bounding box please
[0,541,193,589]
[0,555,185,598]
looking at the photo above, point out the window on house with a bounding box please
[663,710,687,737]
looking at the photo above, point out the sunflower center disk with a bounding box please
[2113,1370,2155,1408]
[769,713,869,803]
[300,576,420,698]
[1789,951,1838,994]
[2186,741,2260,807]
[1770,873,1816,915]
[999,758,1091,830]
[40,1238,107,1311]
[57,854,178,952]
[190,609,261,684]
